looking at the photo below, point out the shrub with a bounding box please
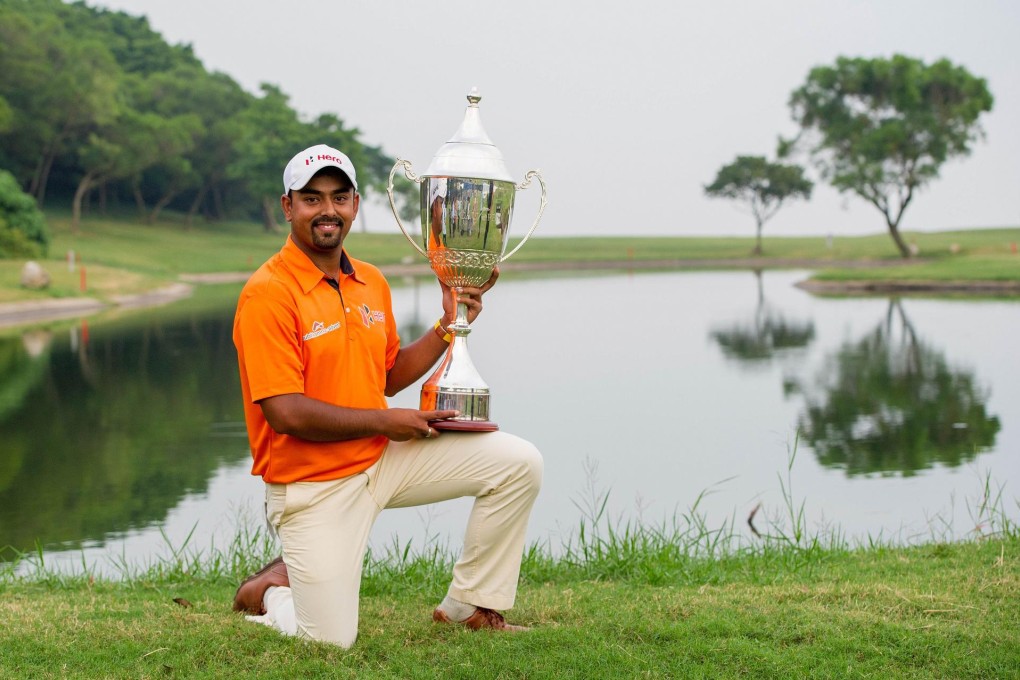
[0,169,49,259]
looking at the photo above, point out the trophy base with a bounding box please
[422,383,490,416]
[430,418,499,432]
[420,322,498,433]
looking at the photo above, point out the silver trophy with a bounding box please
[387,89,547,431]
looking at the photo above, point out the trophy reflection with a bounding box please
[387,89,546,431]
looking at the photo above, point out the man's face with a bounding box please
[281,169,359,257]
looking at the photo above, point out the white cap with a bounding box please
[428,178,448,205]
[282,144,358,193]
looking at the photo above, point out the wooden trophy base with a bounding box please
[430,419,500,432]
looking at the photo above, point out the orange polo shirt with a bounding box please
[233,236,400,483]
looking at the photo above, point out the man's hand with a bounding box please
[387,268,499,397]
[440,267,499,326]
[259,394,458,443]
[382,408,459,441]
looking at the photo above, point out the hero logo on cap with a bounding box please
[283,144,358,193]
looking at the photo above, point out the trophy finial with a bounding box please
[422,89,512,182]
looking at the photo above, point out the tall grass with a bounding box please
[2,450,1016,592]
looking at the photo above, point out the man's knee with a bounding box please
[520,441,543,492]
[497,433,543,495]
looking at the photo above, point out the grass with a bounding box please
[812,252,1020,282]
[2,542,1017,679]
[1,212,1018,307]
[2,465,1017,678]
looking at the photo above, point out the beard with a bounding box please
[311,216,345,249]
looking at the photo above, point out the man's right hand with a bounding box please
[383,408,459,441]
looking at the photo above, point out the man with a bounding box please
[231,144,542,649]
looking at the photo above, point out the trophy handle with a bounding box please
[500,169,547,262]
[386,159,427,258]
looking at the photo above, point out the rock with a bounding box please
[20,261,50,289]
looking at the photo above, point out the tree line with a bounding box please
[0,0,413,256]
[0,1,997,261]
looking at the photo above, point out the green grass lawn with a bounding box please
[2,533,1016,678]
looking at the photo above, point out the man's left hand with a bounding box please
[440,267,499,326]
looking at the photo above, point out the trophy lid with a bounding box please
[423,88,514,182]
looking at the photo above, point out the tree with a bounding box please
[785,55,993,258]
[704,156,812,255]
[0,2,122,205]
[122,69,205,223]
[71,109,171,231]
[226,84,306,232]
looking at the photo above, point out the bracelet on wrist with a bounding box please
[433,318,452,343]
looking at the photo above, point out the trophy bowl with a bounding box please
[387,89,546,431]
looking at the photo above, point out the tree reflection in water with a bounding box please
[0,310,248,561]
[710,270,815,363]
[792,298,1000,477]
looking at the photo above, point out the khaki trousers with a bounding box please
[263,430,542,648]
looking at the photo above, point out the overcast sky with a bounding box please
[95,0,1019,240]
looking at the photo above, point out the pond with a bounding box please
[0,269,1016,574]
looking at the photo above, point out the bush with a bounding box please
[0,169,49,259]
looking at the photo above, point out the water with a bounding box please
[0,269,1016,574]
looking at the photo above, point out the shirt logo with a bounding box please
[303,320,341,341]
[359,304,386,328]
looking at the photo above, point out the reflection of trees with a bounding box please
[710,270,815,362]
[0,335,51,496]
[793,299,1000,476]
[0,333,50,425]
[397,276,429,341]
[0,310,247,559]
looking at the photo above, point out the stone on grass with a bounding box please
[20,261,50,289]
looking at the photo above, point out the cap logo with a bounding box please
[306,154,344,166]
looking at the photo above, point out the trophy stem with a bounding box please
[452,293,470,331]
[421,289,497,432]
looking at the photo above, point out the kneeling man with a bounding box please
[231,144,543,647]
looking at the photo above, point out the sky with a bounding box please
[94,0,1020,239]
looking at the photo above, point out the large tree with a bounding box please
[785,55,993,258]
[704,156,812,255]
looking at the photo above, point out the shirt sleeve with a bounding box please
[236,291,306,403]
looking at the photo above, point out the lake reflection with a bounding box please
[0,309,248,559]
[0,270,1017,572]
[792,298,1000,476]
